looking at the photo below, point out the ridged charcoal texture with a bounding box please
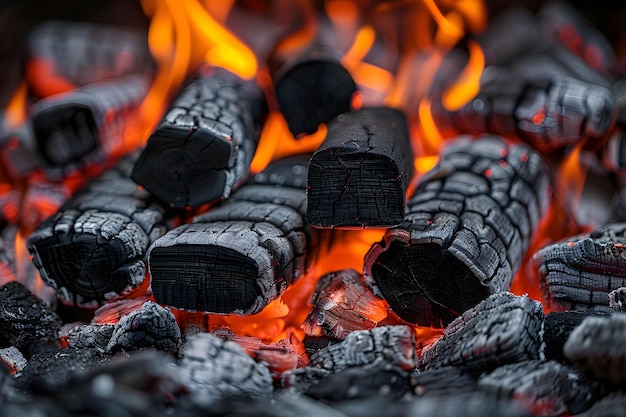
[364,135,550,326]
[132,67,266,209]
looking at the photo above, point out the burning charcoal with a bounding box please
[412,366,478,397]
[106,301,181,354]
[0,347,27,375]
[0,120,40,180]
[0,281,62,351]
[564,313,626,384]
[544,311,609,364]
[148,154,310,315]
[132,66,266,209]
[25,20,153,97]
[306,107,413,228]
[364,135,550,326]
[309,325,417,373]
[269,19,357,137]
[27,151,169,307]
[609,287,626,312]
[30,73,150,175]
[302,268,387,339]
[304,362,413,403]
[443,72,617,154]
[535,223,626,312]
[0,234,15,283]
[0,183,19,231]
[65,323,115,352]
[477,360,598,417]
[14,347,109,395]
[420,292,545,372]
[538,1,615,72]
[177,332,273,406]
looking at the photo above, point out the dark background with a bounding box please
[0,0,625,107]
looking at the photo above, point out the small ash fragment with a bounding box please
[609,287,626,312]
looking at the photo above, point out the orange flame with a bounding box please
[441,40,484,111]
[3,81,28,130]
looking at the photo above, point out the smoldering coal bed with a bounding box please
[3,0,626,416]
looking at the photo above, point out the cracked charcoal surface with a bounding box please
[26,20,153,97]
[0,281,62,350]
[66,323,114,352]
[307,107,413,228]
[420,292,545,372]
[30,73,150,175]
[543,311,609,364]
[412,366,478,397]
[564,313,626,384]
[309,325,417,373]
[132,66,266,209]
[364,135,550,327]
[477,360,598,417]
[302,268,385,339]
[178,332,273,406]
[442,70,616,154]
[106,301,182,354]
[149,154,310,315]
[535,223,626,312]
[27,151,168,308]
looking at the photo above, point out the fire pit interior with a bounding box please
[2,0,626,416]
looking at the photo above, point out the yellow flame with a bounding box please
[441,40,485,111]
[557,142,588,214]
[4,81,28,130]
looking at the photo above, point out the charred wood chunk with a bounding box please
[544,311,609,364]
[573,391,626,417]
[30,74,150,174]
[106,301,181,354]
[609,287,626,312]
[445,71,616,154]
[535,223,626,312]
[0,347,27,375]
[27,152,168,307]
[0,123,40,180]
[477,360,599,417]
[132,67,266,209]
[149,155,309,315]
[420,292,545,372]
[309,325,417,373]
[269,21,357,137]
[564,313,626,384]
[0,281,62,351]
[26,20,153,97]
[306,107,413,228]
[304,363,413,403]
[364,135,550,326]
[178,332,273,405]
[412,366,478,397]
[302,268,387,339]
[66,323,115,352]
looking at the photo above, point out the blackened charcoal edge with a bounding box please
[307,107,413,229]
[364,134,550,327]
[148,154,310,315]
[420,292,545,372]
[132,67,266,209]
[535,222,626,312]
[27,151,168,307]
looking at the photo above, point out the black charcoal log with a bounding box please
[420,292,545,372]
[302,268,387,340]
[544,311,609,364]
[441,72,617,154]
[27,152,169,307]
[564,313,626,384]
[535,223,626,312]
[30,74,150,175]
[0,281,62,351]
[26,20,153,97]
[269,19,357,137]
[364,135,550,326]
[132,67,266,209]
[306,107,413,228]
[412,366,478,397]
[148,155,310,315]
[477,360,598,417]
[178,332,273,406]
[106,301,182,354]
[304,363,413,403]
[309,325,417,373]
